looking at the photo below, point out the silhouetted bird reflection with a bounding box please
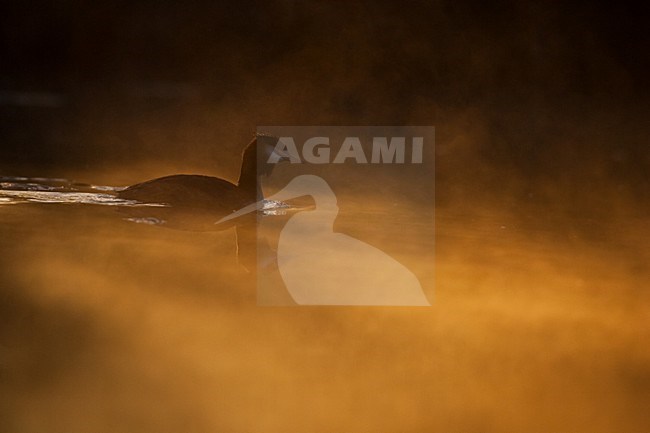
[118,135,288,271]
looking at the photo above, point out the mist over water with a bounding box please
[1,1,648,432]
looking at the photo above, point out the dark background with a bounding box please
[0,0,647,212]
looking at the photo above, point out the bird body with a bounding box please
[117,136,283,230]
[119,174,251,212]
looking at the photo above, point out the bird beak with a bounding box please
[215,185,306,226]
[215,200,265,225]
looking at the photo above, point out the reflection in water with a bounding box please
[0,176,133,206]
[0,189,149,207]
[0,171,647,433]
[0,175,293,216]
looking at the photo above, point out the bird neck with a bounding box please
[237,140,262,200]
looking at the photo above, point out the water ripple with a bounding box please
[0,177,164,207]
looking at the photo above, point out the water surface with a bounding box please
[0,173,647,433]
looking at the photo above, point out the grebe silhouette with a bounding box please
[218,175,430,305]
[118,135,287,231]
